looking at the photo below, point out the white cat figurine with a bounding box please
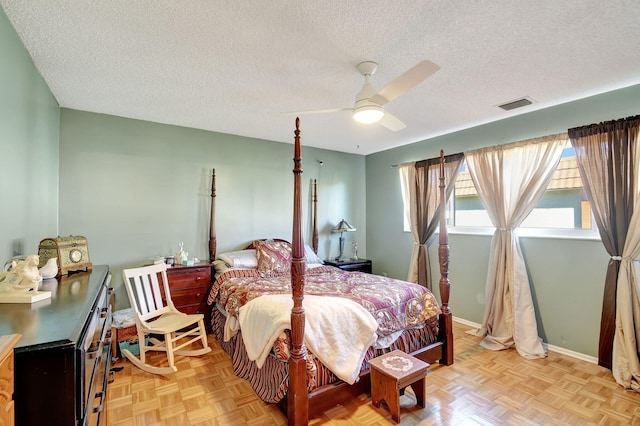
[10,255,42,292]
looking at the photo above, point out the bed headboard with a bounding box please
[207,172,320,260]
[244,238,290,250]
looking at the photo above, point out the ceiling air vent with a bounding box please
[498,97,533,111]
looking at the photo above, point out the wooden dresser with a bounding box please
[0,334,20,426]
[166,262,212,332]
[0,265,112,426]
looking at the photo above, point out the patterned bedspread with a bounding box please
[207,265,441,341]
[207,265,443,403]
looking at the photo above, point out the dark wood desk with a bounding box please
[0,265,112,426]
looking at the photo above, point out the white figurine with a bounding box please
[39,257,58,279]
[9,255,42,292]
[175,242,188,265]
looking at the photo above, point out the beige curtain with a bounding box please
[399,154,463,289]
[465,134,567,359]
[614,202,640,391]
[568,115,640,386]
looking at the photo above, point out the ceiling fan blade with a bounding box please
[378,111,406,132]
[281,107,351,116]
[370,60,440,105]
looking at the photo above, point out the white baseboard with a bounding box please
[543,343,598,364]
[452,316,480,329]
[452,316,598,365]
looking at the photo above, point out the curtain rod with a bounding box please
[391,151,464,168]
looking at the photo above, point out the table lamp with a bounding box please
[332,219,356,261]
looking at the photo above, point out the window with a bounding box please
[450,142,599,239]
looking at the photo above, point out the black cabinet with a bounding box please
[324,258,372,273]
[0,265,112,425]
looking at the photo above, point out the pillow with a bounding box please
[212,259,231,276]
[255,240,292,276]
[305,244,324,265]
[217,249,258,269]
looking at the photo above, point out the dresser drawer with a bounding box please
[172,302,207,316]
[166,266,210,290]
[170,288,208,310]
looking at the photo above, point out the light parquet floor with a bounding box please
[106,322,640,425]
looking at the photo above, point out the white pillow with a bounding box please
[305,244,324,265]
[217,249,258,269]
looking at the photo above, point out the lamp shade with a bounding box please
[332,219,356,233]
[352,103,384,124]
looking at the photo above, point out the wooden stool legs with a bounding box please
[371,369,426,423]
[371,368,399,422]
[412,377,426,407]
[369,350,430,423]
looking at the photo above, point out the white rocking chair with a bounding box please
[121,263,211,374]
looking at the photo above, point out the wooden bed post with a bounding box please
[209,168,217,262]
[288,118,308,426]
[438,150,454,365]
[312,179,319,254]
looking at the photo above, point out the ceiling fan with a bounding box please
[284,60,440,132]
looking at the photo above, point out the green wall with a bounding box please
[366,84,640,357]
[0,6,59,263]
[59,109,366,307]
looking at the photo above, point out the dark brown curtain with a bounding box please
[568,114,640,369]
[408,153,463,289]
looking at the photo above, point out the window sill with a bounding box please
[447,226,601,241]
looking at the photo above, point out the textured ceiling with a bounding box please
[2,1,640,155]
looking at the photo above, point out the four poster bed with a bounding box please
[205,118,453,424]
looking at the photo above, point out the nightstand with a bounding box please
[324,258,372,273]
[166,262,212,332]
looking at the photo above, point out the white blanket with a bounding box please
[238,294,378,385]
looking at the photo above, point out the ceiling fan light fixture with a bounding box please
[286,59,438,131]
[353,103,384,124]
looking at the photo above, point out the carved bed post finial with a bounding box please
[312,179,318,254]
[209,168,217,262]
[438,150,450,313]
[289,117,308,425]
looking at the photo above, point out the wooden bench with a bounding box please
[369,349,430,423]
